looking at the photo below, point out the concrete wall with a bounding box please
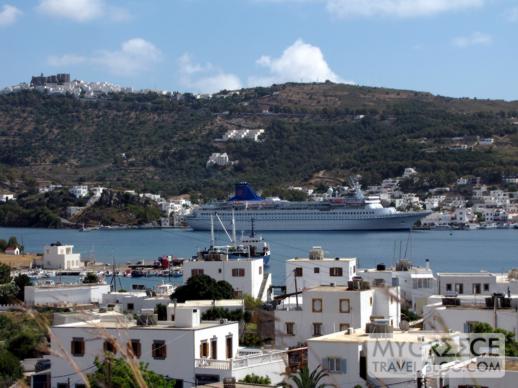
[25,284,110,306]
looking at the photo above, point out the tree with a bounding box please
[82,272,99,284]
[13,274,32,301]
[469,322,518,356]
[170,275,234,303]
[285,366,331,388]
[239,373,271,385]
[7,331,42,359]
[0,263,11,284]
[0,348,23,387]
[88,355,175,388]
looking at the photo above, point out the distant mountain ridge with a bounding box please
[1,82,518,198]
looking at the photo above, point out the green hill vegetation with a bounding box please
[1,82,518,200]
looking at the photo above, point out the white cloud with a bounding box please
[452,32,492,48]
[37,0,130,22]
[48,54,87,67]
[178,54,242,93]
[327,0,484,18]
[507,7,518,22]
[260,0,484,18]
[0,4,21,27]
[249,39,344,86]
[48,38,161,77]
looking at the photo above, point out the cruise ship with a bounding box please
[186,182,431,231]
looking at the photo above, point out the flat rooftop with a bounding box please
[288,257,356,262]
[308,329,456,344]
[437,272,495,277]
[308,285,371,293]
[54,317,236,331]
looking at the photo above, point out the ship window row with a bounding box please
[200,211,377,216]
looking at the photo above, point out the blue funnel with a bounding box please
[229,182,263,201]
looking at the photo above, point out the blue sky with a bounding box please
[1,0,518,99]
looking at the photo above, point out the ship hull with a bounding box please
[187,211,430,232]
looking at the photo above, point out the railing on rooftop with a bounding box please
[195,350,288,370]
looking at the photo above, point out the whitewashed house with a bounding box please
[69,185,89,198]
[307,329,457,388]
[42,243,83,270]
[50,310,289,387]
[423,294,518,336]
[206,153,230,167]
[25,283,110,307]
[183,257,270,301]
[437,272,518,296]
[274,282,400,348]
[285,247,357,294]
[0,193,15,202]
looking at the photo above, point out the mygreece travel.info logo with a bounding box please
[366,333,505,379]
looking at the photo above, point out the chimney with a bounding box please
[425,259,430,270]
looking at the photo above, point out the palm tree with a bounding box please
[285,366,331,388]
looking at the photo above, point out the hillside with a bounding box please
[1,82,518,199]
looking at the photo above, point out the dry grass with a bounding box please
[0,253,38,268]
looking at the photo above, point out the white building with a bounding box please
[285,247,357,294]
[50,310,289,387]
[307,329,458,388]
[25,283,110,307]
[402,167,417,178]
[275,283,400,348]
[69,185,89,198]
[359,260,436,314]
[222,129,265,142]
[183,257,270,301]
[437,272,518,296]
[42,243,83,270]
[166,300,244,321]
[0,193,15,202]
[206,153,230,167]
[423,294,518,336]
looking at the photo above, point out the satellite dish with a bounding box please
[399,320,410,331]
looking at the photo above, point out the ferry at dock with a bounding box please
[186,182,431,232]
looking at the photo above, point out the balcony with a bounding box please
[195,349,288,371]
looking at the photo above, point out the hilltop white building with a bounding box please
[42,243,83,270]
[50,310,289,387]
[206,153,230,167]
[69,185,89,198]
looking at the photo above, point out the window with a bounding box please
[339,323,350,331]
[104,339,117,354]
[226,336,233,359]
[294,267,303,277]
[57,384,69,388]
[286,322,295,336]
[191,269,204,276]
[232,268,245,277]
[472,283,481,294]
[483,283,490,292]
[75,384,87,388]
[312,298,323,313]
[200,341,209,358]
[455,283,464,294]
[211,338,218,359]
[446,283,452,292]
[314,267,320,274]
[339,299,350,313]
[369,297,373,306]
[127,303,134,311]
[330,267,343,277]
[152,340,167,360]
[313,323,322,336]
[71,337,85,357]
[323,357,346,373]
[128,339,141,358]
[259,266,262,275]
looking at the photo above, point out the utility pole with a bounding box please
[294,269,299,310]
